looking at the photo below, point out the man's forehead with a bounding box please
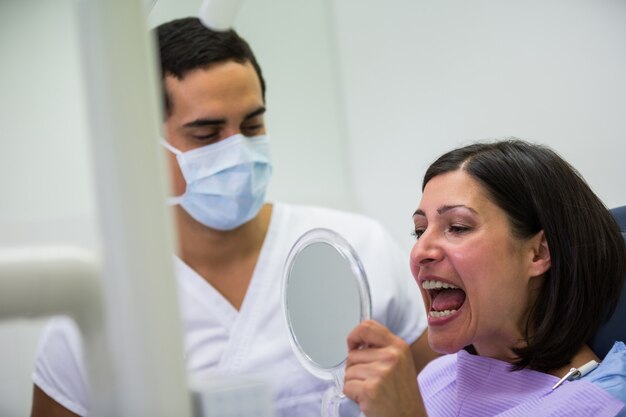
[164,62,263,121]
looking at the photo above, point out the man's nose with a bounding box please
[222,125,245,140]
[222,129,240,139]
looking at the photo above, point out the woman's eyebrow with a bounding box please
[437,204,478,215]
[413,209,425,217]
[413,205,478,217]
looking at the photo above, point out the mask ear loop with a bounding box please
[160,138,185,205]
[161,138,183,155]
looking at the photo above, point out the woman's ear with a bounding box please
[528,230,551,277]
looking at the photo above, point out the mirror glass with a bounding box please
[286,242,359,368]
[282,228,371,381]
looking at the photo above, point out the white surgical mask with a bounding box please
[162,133,272,231]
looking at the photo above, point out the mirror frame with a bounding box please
[281,227,372,381]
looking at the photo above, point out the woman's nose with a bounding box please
[411,229,443,267]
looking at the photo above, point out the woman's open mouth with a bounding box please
[422,279,466,320]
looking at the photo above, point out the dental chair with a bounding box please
[589,205,626,359]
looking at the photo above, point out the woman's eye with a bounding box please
[447,224,470,234]
[411,228,426,239]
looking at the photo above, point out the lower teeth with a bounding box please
[429,309,457,318]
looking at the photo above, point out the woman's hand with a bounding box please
[343,320,426,417]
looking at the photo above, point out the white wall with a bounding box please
[0,1,97,246]
[331,0,626,248]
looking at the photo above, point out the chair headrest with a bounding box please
[588,205,626,358]
[611,205,626,231]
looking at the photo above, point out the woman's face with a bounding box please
[410,170,547,361]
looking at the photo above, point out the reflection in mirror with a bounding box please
[282,228,371,417]
[286,241,360,369]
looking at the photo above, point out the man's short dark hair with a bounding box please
[423,139,626,373]
[155,17,266,116]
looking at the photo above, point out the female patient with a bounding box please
[344,139,626,417]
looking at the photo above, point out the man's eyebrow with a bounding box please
[182,118,224,128]
[244,106,266,120]
[182,106,266,129]
[413,205,477,217]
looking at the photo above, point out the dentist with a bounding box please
[31,17,436,417]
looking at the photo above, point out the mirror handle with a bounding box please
[321,385,342,417]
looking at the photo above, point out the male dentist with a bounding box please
[31,17,436,417]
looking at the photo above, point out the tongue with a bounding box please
[431,288,466,312]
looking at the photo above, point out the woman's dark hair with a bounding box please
[423,139,626,373]
[155,17,266,116]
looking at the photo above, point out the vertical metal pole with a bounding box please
[73,1,192,416]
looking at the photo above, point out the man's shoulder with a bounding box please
[272,202,398,259]
[277,202,385,232]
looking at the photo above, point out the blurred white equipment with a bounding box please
[190,376,275,417]
[199,0,244,31]
[0,247,115,415]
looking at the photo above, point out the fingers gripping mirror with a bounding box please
[282,228,371,417]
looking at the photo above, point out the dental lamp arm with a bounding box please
[198,0,243,31]
[0,246,114,417]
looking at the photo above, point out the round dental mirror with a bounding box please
[282,228,371,416]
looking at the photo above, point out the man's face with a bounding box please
[163,60,266,196]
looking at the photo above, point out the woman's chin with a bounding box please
[428,336,465,355]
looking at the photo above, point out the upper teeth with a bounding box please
[422,280,459,290]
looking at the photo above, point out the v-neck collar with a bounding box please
[175,203,284,372]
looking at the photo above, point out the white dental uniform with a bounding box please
[33,203,427,416]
